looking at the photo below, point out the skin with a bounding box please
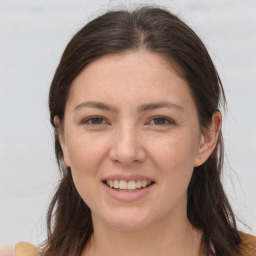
[55,50,221,256]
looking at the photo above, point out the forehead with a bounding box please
[66,50,195,111]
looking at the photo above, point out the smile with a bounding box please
[104,180,154,191]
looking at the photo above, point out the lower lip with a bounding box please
[103,183,155,202]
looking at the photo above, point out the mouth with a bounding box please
[103,179,155,192]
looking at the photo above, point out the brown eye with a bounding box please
[150,117,173,125]
[147,116,175,127]
[83,116,106,125]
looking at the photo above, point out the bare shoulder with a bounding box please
[240,232,256,256]
[0,245,15,256]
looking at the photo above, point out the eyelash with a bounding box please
[81,116,175,126]
[147,116,175,126]
[82,116,108,125]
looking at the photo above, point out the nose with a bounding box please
[108,124,146,166]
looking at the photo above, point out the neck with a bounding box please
[82,213,203,256]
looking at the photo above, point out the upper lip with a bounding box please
[102,174,155,182]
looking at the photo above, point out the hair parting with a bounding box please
[43,6,243,256]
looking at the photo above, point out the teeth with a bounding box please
[120,180,128,189]
[127,181,136,190]
[105,180,152,190]
[113,180,119,189]
[109,180,114,188]
[136,180,142,188]
[141,180,147,188]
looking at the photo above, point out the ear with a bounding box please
[194,111,222,167]
[54,115,71,167]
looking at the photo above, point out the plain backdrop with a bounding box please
[0,0,255,246]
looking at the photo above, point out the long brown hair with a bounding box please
[43,6,242,256]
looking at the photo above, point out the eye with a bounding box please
[82,116,107,125]
[147,116,174,126]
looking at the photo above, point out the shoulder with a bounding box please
[0,245,15,256]
[239,232,256,256]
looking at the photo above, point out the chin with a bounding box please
[109,218,150,231]
[94,208,153,231]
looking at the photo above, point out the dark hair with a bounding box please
[44,6,242,256]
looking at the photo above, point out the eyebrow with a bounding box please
[73,100,184,112]
[74,101,118,112]
[138,102,184,112]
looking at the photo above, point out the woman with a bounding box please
[2,5,256,256]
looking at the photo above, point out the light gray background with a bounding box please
[0,0,255,246]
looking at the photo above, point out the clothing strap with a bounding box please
[240,232,256,256]
[15,242,39,256]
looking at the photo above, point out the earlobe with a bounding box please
[54,116,71,167]
[194,111,222,167]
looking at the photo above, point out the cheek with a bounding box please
[65,134,108,178]
[150,134,198,170]
[65,136,106,206]
[148,131,199,193]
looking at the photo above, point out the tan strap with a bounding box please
[240,232,256,256]
[15,242,39,256]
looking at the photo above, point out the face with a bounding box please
[57,51,216,231]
